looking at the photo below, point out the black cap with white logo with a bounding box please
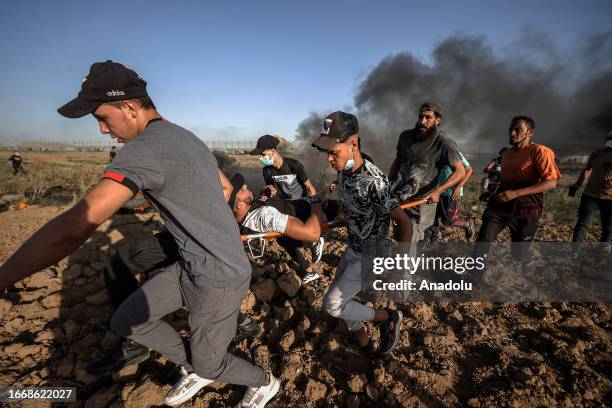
[58,60,148,118]
[311,111,359,151]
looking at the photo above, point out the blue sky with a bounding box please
[0,0,610,141]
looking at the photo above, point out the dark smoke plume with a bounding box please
[296,30,612,162]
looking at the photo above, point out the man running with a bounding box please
[230,173,326,283]
[0,61,278,408]
[8,151,27,175]
[109,145,119,162]
[251,134,317,199]
[474,116,561,262]
[569,130,612,255]
[312,111,412,353]
[388,102,466,243]
[425,151,474,243]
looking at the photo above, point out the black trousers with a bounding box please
[474,208,539,261]
[572,193,611,243]
[12,164,26,175]
[104,230,179,311]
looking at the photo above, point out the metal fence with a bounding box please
[0,139,256,152]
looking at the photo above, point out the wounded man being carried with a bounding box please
[229,173,338,283]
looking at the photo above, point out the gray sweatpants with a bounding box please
[405,202,437,243]
[111,261,267,387]
[323,248,375,331]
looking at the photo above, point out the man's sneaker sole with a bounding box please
[382,310,403,354]
[313,237,324,264]
[303,273,320,284]
[165,376,214,407]
[236,375,281,408]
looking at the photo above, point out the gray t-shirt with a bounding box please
[395,127,461,198]
[104,120,251,288]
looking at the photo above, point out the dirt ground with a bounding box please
[0,152,610,407]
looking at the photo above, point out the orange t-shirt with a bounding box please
[500,143,561,188]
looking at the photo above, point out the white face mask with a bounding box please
[606,140,612,148]
[344,147,355,171]
[259,153,274,167]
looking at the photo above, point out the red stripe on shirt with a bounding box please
[103,171,126,183]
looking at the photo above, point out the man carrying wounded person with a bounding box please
[229,173,328,283]
[85,166,261,376]
[388,102,466,243]
[0,61,280,408]
[312,111,413,354]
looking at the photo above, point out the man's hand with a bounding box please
[263,184,277,198]
[495,190,520,202]
[328,182,337,192]
[425,189,441,204]
[451,186,462,201]
[568,183,580,197]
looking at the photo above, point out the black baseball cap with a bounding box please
[419,102,443,117]
[58,60,148,118]
[250,135,280,155]
[311,111,359,151]
[228,173,246,209]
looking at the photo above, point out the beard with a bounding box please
[415,123,437,137]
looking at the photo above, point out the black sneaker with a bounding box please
[86,338,150,375]
[379,309,403,353]
[233,317,261,343]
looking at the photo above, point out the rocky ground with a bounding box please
[0,204,610,407]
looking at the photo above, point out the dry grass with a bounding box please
[1,152,105,205]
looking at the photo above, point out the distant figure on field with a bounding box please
[8,151,27,175]
[109,145,119,162]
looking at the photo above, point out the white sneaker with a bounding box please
[313,237,324,264]
[235,373,280,408]
[164,366,214,406]
[303,272,320,284]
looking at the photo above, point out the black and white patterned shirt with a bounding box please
[337,160,399,252]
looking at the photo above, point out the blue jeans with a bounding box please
[572,194,611,243]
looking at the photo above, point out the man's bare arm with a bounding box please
[0,179,133,289]
[496,179,558,202]
[572,153,595,189]
[218,170,233,201]
[303,179,317,196]
[457,165,473,189]
[283,203,324,242]
[425,161,466,203]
